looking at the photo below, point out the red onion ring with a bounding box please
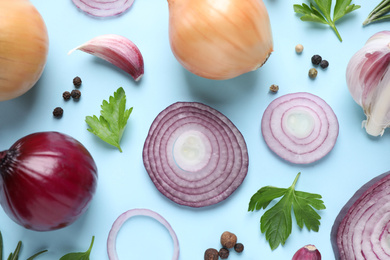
[107,208,179,260]
[72,0,134,17]
[143,102,249,207]
[261,92,339,164]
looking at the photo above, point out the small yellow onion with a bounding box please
[167,0,273,80]
[0,0,49,101]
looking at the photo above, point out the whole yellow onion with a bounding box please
[167,0,273,80]
[0,0,49,101]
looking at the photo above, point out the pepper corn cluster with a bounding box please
[204,231,244,260]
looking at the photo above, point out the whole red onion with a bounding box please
[0,132,98,231]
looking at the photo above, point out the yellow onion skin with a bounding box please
[167,0,273,80]
[0,0,49,101]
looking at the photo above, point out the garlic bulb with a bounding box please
[346,31,390,136]
[167,0,273,80]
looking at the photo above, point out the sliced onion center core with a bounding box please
[173,130,211,172]
[283,109,315,138]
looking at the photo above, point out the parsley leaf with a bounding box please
[86,87,132,152]
[248,172,326,250]
[294,0,361,41]
[59,236,95,260]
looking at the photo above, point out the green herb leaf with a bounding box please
[86,87,132,152]
[294,0,361,41]
[248,172,326,250]
[8,241,21,260]
[363,0,390,26]
[0,232,47,260]
[26,250,48,260]
[59,236,95,260]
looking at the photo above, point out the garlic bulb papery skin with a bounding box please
[167,0,273,80]
[346,31,390,136]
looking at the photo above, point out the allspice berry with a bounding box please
[234,243,244,253]
[73,76,82,88]
[204,248,219,260]
[53,107,63,118]
[62,91,71,100]
[71,89,81,100]
[220,231,237,249]
[219,248,229,259]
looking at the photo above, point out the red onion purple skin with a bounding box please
[330,171,390,259]
[292,245,321,260]
[0,132,98,231]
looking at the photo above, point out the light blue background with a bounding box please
[0,0,389,259]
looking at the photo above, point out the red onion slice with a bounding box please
[107,208,179,260]
[261,92,339,164]
[72,0,134,17]
[143,102,249,207]
[331,171,390,260]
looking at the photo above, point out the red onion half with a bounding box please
[261,92,339,164]
[331,171,390,260]
[0,132,98,231]
[143,102,249,208]
[107,208,179,260]
[72,0,134,17]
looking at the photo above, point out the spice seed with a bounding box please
[320,60,329,69]
[311,54,322,65]
[309,68,318,79]
[71,89,81,100]
[204,248,219,260]
[53,107,63,118]
[220,231,237,249]
[219,248,229,259]
[269,84,279,93]
[63,91,71,100]
[295,44,304,53]
[234,243,244,253]
[73,76,82,88]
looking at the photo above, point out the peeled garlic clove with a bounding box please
[292,245,321,260]
[68,34,144,81]
[167,0,273,80]
[346,30,390,136]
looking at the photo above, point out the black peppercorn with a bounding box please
[71,89,81,100]
[62,91,71,100]
[53,107,63,118]
[219,248,229,259]
[320,59,329,69]
[204,248,219,260]
[311,54,322,65]
[73,76,82,88]
[234,243,244,253]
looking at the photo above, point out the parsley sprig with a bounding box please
[86,87,133,152]
[293,0,361,42]
[248,172,326,250]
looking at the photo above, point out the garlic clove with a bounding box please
[68,34,144,81]
[346,31,390,136]
[292,245,321,260]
